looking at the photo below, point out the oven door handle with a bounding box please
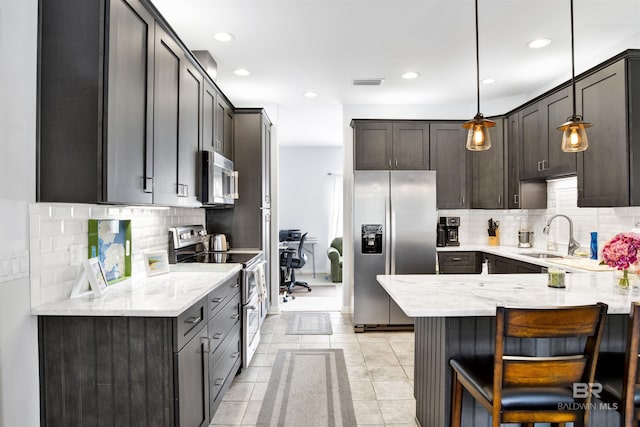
[245,259,266,274]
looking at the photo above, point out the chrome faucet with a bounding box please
[543,214,580,256]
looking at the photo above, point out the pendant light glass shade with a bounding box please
[464,0,492,151]
[560,0,591,153]
[464,113,495,151]
[558,115,591,152]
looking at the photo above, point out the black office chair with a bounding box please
[280,232,311,302]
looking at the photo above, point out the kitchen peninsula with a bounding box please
[377,271,635,426]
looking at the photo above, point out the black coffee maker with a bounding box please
[439,216,460,246]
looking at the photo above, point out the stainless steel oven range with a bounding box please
[169,225,265,369]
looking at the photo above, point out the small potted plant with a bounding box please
[601,232,640,289]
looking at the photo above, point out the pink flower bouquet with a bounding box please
[601,232,640,288]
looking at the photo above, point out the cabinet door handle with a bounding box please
[212,332,224,340]
[143,177,153,193]
[231,282,240,288]
[185,316,201,324]
[231,314,240,320]
[388,159,392,168]
[537,161,541,171]
[395,159,398,168]
[498,195,501,206]
[514,194,519,205]
[201,337,210,353]
[231,352,240,359]
[214,378,224,386]
[451,257,462,261]
[542,159,548,170]
[212,297,223,303]
[461,196,465,205]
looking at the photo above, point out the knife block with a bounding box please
[488,229,500,246]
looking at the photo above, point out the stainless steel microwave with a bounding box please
[201,151,238,206]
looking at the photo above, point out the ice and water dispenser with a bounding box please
[361,224,383,254]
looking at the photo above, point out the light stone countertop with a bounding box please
[437,244,612,273]
[377,271,638,317]
[31,263,242,317]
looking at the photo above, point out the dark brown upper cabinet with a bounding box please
[353,121,429,170]
[576,57,640,207]
[430,122,470,209]
[471,118,506,209]
[39,0,157,204]
[38,0,226,207]
[519,86,575,180]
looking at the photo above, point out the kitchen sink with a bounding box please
[519,252,563,259]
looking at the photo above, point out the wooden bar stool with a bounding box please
[450,302,608,427]
[595,301,640,427]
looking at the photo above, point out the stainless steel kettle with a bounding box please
[212,234,228,251]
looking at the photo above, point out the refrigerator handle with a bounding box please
[385,195,391,275]
[390,199,396,274]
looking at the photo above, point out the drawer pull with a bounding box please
[185,316,201,324]
[212,297,223,303]
[231,314,240,320]
[451,257,462,261]
[214,378,224,386]
[213,333,224,340]
[231,352,240,359]
[231,283,240,288]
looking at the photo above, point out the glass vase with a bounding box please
[616,269,631,289]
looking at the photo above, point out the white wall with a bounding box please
[278,146,343,276]
[0,0,40,425]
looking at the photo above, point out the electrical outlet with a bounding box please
[69,244,82,266]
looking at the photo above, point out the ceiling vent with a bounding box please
[353,78,385,86]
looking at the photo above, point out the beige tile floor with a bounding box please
[210,311,418,426]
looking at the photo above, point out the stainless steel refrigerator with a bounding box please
[353,170,437,328]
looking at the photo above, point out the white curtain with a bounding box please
[328,173,343,242]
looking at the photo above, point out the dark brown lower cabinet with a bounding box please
[484,253,545,274]
[38,280,241,426]
[437,251,482,274]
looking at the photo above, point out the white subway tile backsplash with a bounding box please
[51,205,73,220]
[40,220,63,236]
[40,236,53,253]
[30,214,40,238]
[40,251,67,270]
[30,202,206,306]
[441,177,640,252]
[62,219,83,235]
[53,265,80,285]
[52,235,73,252]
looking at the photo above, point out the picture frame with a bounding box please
[143,251,170,277]
[70,257,109,298]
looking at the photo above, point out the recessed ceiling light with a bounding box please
[481,78,495,84]
[233,68,251,77]
[213,32,235,42]
[526,38,552,49]
[304,91,318,98]
[401,71,420,80]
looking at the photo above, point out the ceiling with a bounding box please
[150,0,640,146]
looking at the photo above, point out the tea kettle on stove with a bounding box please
[212,234,228,251]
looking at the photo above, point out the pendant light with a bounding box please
[464,0,495,151]
[558,0,591,152]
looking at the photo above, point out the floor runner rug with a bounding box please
[256,349,356,426]
[285,312,333,335]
